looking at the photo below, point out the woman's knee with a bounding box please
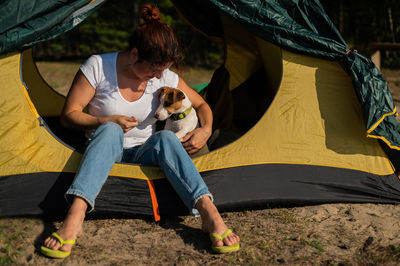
[93,122,124,143]
[153,130,180,147]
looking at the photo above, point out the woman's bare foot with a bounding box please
[195,196,240,248]
[43,197,87,252]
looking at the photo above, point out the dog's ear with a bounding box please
[176,90,186,101]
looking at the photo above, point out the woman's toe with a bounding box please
[43,235,61,250]
[232,234,240,243]
[224,233,239,246]
[49,240,58,250]
[225,236,235,246]
[211,237,224,247]
[45,238,53,247]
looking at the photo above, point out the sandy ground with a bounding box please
[1,203,400,265]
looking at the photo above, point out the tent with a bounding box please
[1,0,400,221]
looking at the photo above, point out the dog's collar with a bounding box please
[170,106,193,121]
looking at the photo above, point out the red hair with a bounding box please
[129,4,182,67]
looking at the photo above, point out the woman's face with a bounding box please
[134,60,173,80]
[129,48,173,81]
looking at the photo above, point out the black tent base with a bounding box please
[202,164,400,212]
[1,164,400,219]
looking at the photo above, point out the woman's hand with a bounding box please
[181,127,211,155]
[107,115,138,133]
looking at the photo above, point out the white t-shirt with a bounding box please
[80,52,179,148]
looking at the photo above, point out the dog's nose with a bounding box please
[154,113,159,119]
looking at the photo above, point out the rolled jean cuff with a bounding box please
[191,192,214,216]
[65,189,95,213]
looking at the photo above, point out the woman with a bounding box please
[41,4,240,258]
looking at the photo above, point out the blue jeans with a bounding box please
[65,122,212,216]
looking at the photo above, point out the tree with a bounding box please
[320,0,400,68]
[34,0,223,68]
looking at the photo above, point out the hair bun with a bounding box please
[140,4,161,23]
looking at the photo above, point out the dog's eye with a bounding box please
[164,101,172,107]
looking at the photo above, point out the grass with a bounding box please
[278,210,297,223]
[36,61,82,96]
[0,222,32,265]
[303,238,325,252]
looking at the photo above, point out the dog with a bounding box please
[154,86,199,140]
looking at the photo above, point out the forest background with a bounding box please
[33,0,400,69]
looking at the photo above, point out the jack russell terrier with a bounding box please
[154,86,199,140]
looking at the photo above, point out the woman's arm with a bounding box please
[61,70,138,132]
[177,77,213,154]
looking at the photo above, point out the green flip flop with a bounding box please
[210,229,240,253]
[41,232,76,259]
